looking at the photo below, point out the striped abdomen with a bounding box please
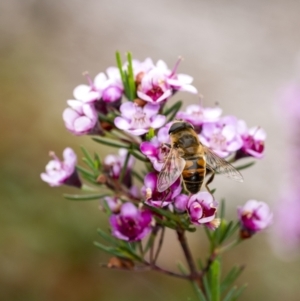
[181,156,206,194]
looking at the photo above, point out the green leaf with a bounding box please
[126,52,136,100]
[210,259,221,301]
[163,100,183,116]
[221,266,244,294]
[128,149,148,162]
[102,198,112,214]
[218,221,233,244]
[234,161,255,171]
[204,226,213,244]
[222,286,237,301]
[76,165,95,178]
[80,146,95,170]
[64,193,109,201]
[146,205,178,220]
[166,101,183,122]
[231,283,247,301]
[116,51,130,98]
[97,229,118,245]
[98,112,115,124]
[94,241,128,258]
[117,245,142,261]
[177,261,189,275]
[92,137,130,149]
[94,152,102,170]
[210,188,216,195]
[203,273,211,301]
[197,258,204,270]
[186,226,197,232]
[225,222,240,240]
[191,281,207,301]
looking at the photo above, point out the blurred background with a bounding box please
[1,0,300,300]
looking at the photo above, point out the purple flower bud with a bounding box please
[187,192,219,229]
[238,200,272,237]
[63,100,99,135]
[114,102,166,136]
[109,203,152,241]
[41,148,81,188]
[174,194,189,212]
[141,172,182,207]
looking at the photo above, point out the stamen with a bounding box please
[170,56,183,77]
[82,71,94,88]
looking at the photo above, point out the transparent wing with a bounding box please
[203,146,243,182]
[157,149,186,192]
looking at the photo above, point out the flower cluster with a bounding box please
[42,53,271,236]
[41,52,273,299]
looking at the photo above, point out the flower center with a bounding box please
[146,86,164,101]
[132,108,149,129]
[210,133,227,150]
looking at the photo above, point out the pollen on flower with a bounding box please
[145,187,152,200]
[193,203,202,209]
[208,218,221,230]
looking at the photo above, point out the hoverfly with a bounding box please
[157,121,243,194]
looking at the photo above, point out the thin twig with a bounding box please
[100,263,189,280]
[154,226,165,263]
[176,229,198,278]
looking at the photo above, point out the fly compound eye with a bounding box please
[186,122,194,130]
[169,122,185,134]
[168,121,194,134]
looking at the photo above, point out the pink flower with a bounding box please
[136,58,197,104]
[124,57,155,78]
[93,67,123,103]
[41,148,81,188]
[69,84,101,104]
[114,102,166,136]
[155,58,198,94]
[238,200,272,237]
[140,123,172,171]
[187,191,219,229]
[237,120,266,159]
[109,203,152,241]
[63,100,99,135]
[104,149,135,188]
[176,104,222,127]
[137,68,172,104]
[141,172,182,207]
[103,196,122,213]
[200,116,243,158]
[69,69,123,104]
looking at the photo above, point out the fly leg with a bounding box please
[205,172,215,195]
